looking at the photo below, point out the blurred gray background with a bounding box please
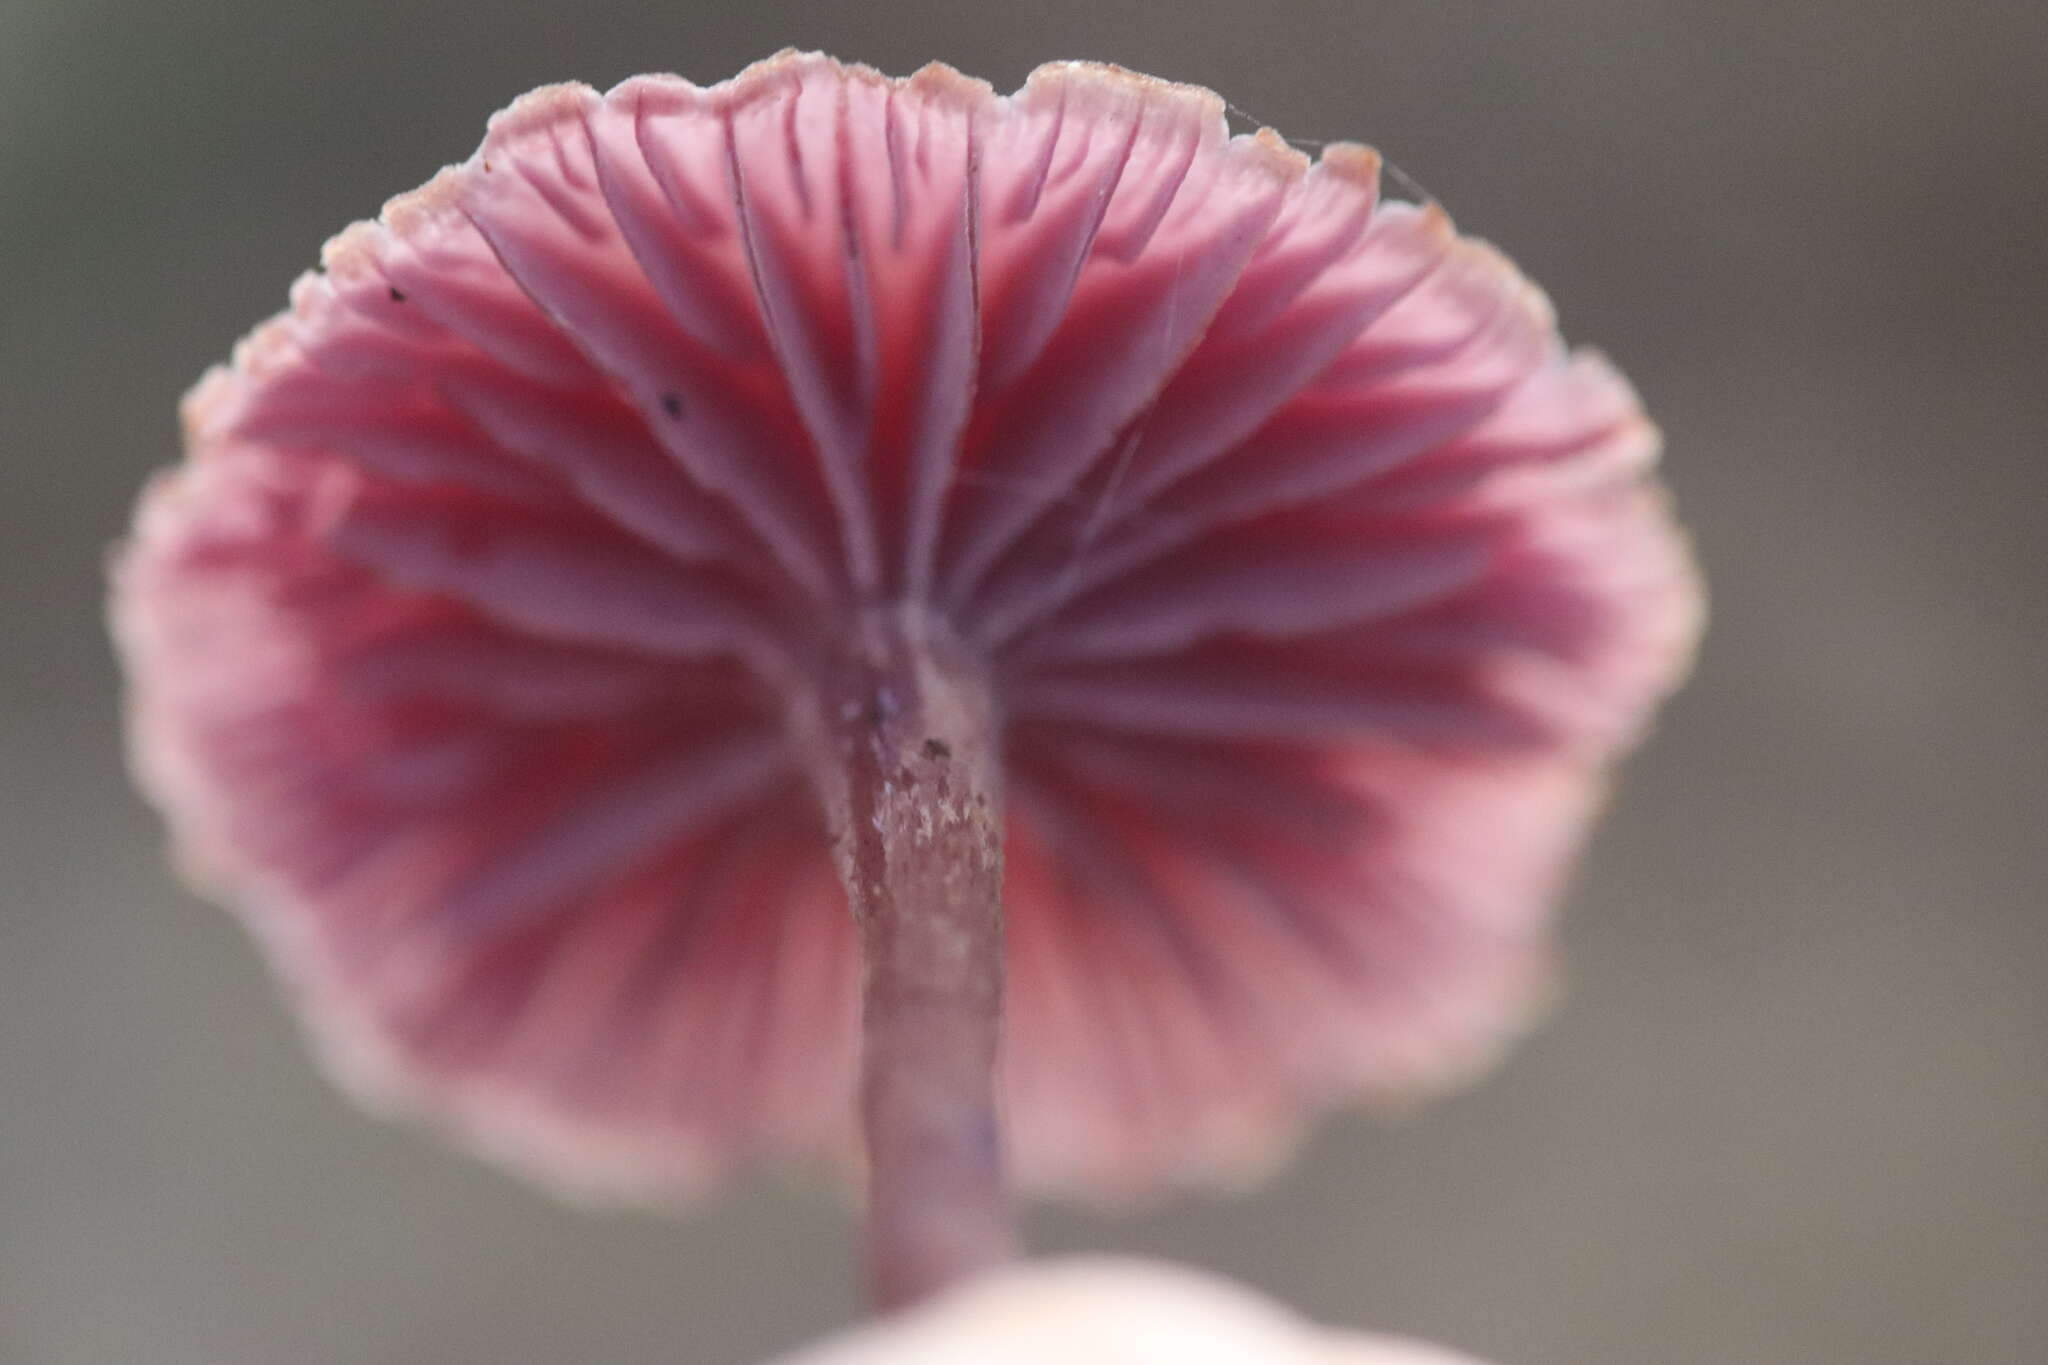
[3,1,2043,1362]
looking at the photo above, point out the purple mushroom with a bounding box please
[113,53,1701,1306]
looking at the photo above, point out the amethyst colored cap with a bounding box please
[113,53,1701,1204]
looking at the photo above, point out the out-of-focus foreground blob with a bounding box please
[768,1258,1494,1365]
[113,52,1701,1214]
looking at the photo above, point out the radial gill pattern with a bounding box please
[113,53,1701,1205]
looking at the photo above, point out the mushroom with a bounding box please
[112,53,1702,1308]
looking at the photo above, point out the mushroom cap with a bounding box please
[113,52,1701,1205]
[767,1257,1495,1365]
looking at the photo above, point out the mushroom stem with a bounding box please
[816,606,1016,1310]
